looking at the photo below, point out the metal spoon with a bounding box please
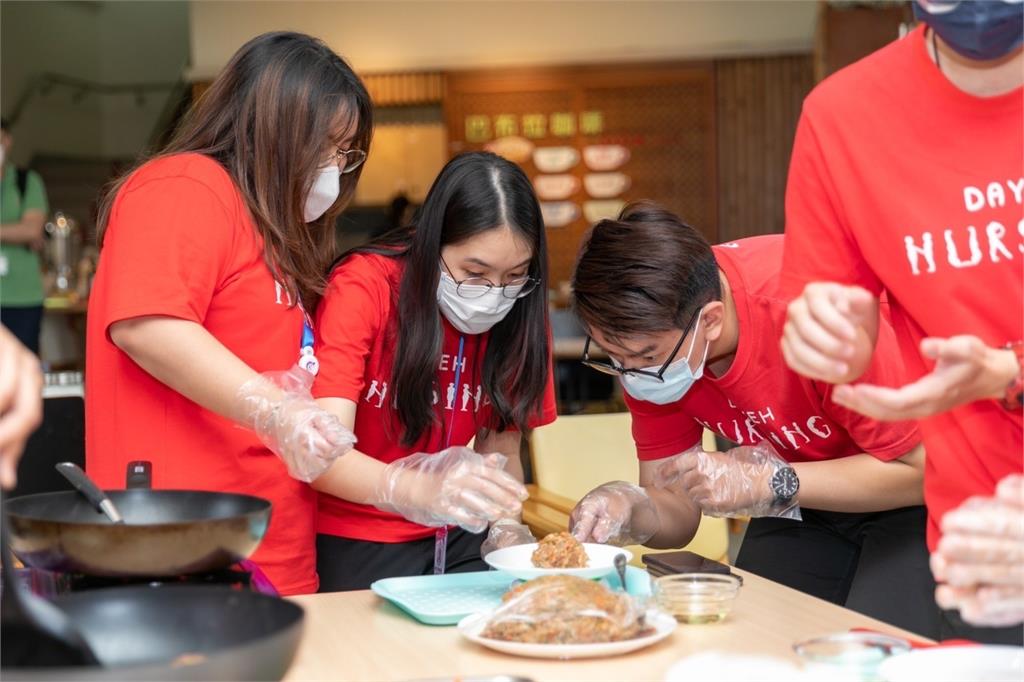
[56,462,123,524]
[614,552,628,591]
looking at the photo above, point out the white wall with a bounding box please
[1,1,189,162]
[188,0,817,78]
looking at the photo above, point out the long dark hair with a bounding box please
[572,201,721,341]
[348,151,550,446]
[97,31,373,312]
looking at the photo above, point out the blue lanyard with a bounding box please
[435,334,466,575]
[297,306,319,376]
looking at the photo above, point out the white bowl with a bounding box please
[484,542,632,580]
[879,645,1024,682]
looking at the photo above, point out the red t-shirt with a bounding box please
[312,252,557,543]
[628,236,921,471]
[780,25,1024,550]
[85,153,318,595]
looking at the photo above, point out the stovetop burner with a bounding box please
[14,560,278,598]
[67,566,254,591]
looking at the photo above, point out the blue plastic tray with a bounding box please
[371,566,652,626]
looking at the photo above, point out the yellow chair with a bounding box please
[526,412,729,565]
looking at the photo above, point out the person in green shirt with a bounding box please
[0,118,49,354]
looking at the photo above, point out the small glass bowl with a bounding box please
[793,632,911,681]
[652,572,742,623]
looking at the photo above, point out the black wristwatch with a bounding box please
[770,466,800,506]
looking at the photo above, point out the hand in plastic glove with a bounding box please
[237,366,357,482]
[653,442,800,520]
[480,518,536,557]
[569,481,659,546]
[932,474,1024,626]
[373,447,528,534]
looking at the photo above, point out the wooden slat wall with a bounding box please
[362,72,445,106]
[715,54,814,242]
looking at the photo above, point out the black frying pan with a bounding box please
[4,585,305,680]
[4,461,272,577]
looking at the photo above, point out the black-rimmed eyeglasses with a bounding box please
[581,306,702,382]
[441,258,539,300]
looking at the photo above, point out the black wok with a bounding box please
[4,584,305,681]
[5,462,271,577]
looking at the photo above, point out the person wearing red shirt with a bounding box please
[310,152,557,591]
[569,202,935,636]
[86,32,372,595]
[779,1,1023,642]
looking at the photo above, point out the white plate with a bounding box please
[484,543,633,580]
[879,645,1024,682]
[664,652,805,682]
[458,609,676,660]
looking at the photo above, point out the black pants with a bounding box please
[2,305,42,355]
[938,606,1024,646]
[736,506,943,639]
[316,528,488,593]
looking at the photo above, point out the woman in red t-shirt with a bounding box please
[86,32,372,595]
[310,152,557,591]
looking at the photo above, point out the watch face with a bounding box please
[772,467,800,500]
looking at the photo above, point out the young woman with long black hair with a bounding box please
[86,32,372,595]
[310,151,556,591]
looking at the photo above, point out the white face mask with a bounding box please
[620,309,710,405]
[436,270,520,335]
[303,164,340,223]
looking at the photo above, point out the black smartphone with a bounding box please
[642,550,739,581]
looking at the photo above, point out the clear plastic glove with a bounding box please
[653,442,801,520]
[237,366,357,482]
[480,518,536,557]
[570,481,660,546]
[931,474,1024,626]
[372,447,527,534]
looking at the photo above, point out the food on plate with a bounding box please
[532,531,589,568]
[481,575,646,644]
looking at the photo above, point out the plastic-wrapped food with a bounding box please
[531,532,589,568]
[481,575,647,644]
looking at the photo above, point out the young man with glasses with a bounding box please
[570,201,937,636]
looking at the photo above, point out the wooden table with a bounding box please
[285,568,927,681]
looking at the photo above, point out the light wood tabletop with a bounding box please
[285,567,928,681]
